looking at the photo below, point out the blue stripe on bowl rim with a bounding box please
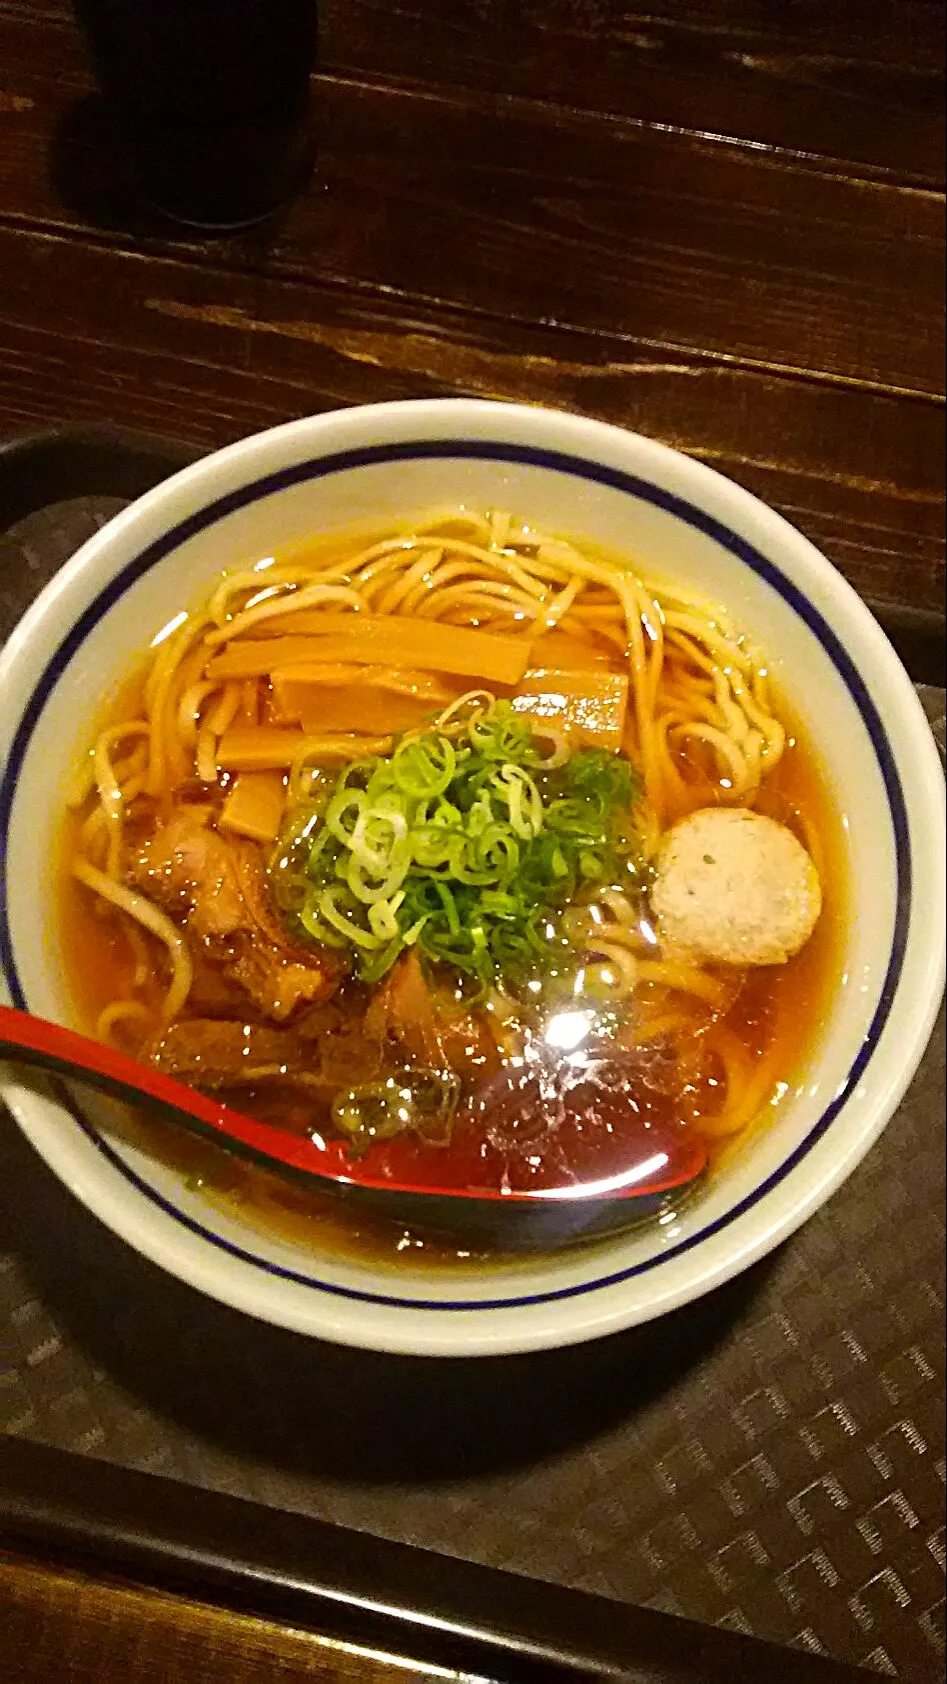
[0,441,911,1313]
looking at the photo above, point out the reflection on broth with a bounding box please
[58,508,845,1263]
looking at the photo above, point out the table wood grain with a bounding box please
[0,1,943,614]
[0,1553,466,1684]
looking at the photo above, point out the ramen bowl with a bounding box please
[1,401,943,1356]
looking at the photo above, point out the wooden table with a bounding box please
[0,0,943,621]
[0,5,945,1680]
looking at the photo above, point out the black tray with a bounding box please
[1,426,944,1683]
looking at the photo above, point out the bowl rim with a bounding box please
[1,400,944,1353]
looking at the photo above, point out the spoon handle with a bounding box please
[0,1003,341,1185]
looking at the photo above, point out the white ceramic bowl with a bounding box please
[1,401,944,1356]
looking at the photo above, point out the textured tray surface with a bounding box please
[1,494,944,1681]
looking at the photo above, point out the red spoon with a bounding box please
[0,1004,707,1246]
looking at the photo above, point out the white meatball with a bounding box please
[651,808,822,967]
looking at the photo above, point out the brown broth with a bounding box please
[57,653,847,1270]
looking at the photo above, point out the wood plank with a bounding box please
[11,0,944,69]
[15,0,942,73]
[469,0,947,71]
[0,14,944,398]
[277,77,944,396]
[0,1555,442,1684]
[9,1,944,187]
[317,0,946,185]
[0,225,942,613]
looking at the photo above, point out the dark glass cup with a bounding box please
[73,0,318,228]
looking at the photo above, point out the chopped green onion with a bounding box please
[331,1070,461,1155]
[325,789,366,847]
[392,735,456,798]
[275,696,641,985]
